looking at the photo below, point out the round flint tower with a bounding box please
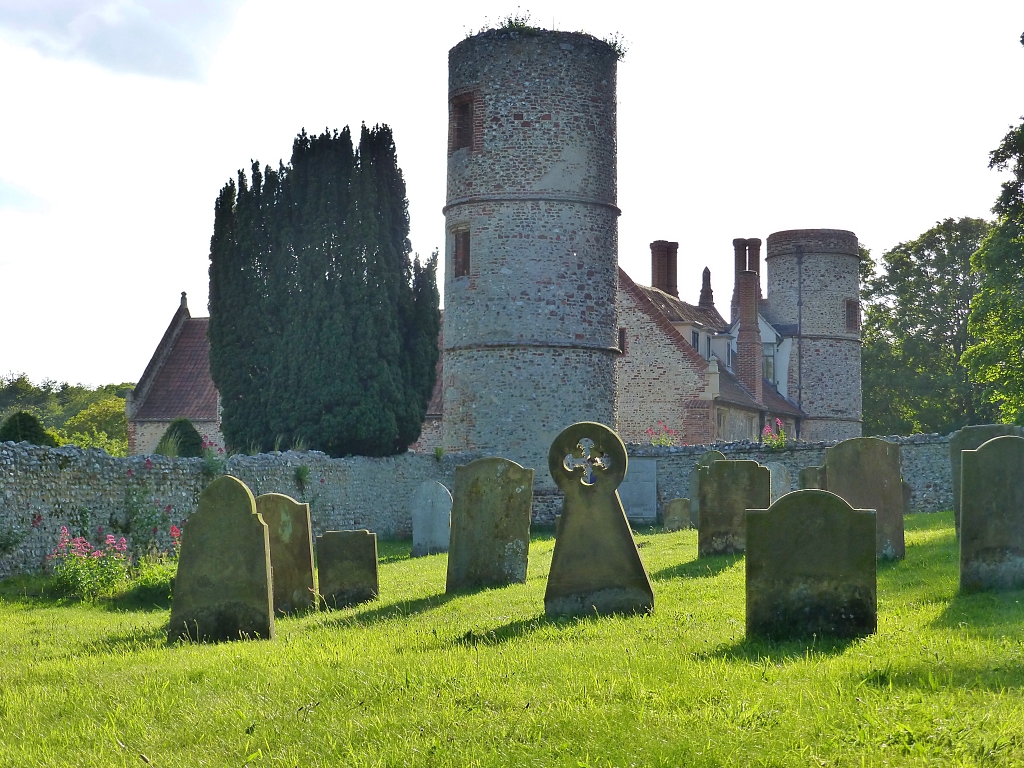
[442,29,619,495]
[765,229,862,441]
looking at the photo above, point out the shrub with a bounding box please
[47,527,130,600]
[0,411,58,447]
[156,419,203,458]
[57,397,128,456]
[762,418,787,449]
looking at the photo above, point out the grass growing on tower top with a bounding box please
[0,512,1023,766]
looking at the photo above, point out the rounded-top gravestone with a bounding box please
[410,481,452,557]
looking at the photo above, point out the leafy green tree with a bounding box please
[0,411,59,446]
[209,125,440,457]
[861,218,997,435]
[0,374,133,431]
[962,37,1024,422]
[57,397,129,456]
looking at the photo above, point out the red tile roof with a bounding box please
[635,284,729,332]
[133,318,219,421]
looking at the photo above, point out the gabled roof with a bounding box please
[635,284,729,332]
[129,296,219,422]
[618,268,709,373]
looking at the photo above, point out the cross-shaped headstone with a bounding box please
[563,437,611,486]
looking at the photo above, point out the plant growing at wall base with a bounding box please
[294,464,310,493]
[761,418,786,449]
[47,527,129,600]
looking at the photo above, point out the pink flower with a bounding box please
[96,525,104,534]
[165,504,172,513]
[145,458,153,470]
[106,534,116,546]
[152,526,159,534]
[91,550,103,559]
[170,525,181,539]
[319,477,325,484]
[117,538,127,552]
[127,468,134,478]
[218,447,223,454]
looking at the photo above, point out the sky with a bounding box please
[1,0,1022,387]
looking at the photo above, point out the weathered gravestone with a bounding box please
[825,437,905,560]
[950,424,1023,538]
[544,422,654,616]
[446,457,534,593]
[168,475,274,643]
[255,493,316,615]
[317,530,379,608]
[746,490,876,639]
[663,498,691,532]
[688,450,726,528]
[764,461,793,503]
[410,481,452,557]
[617,457,657,524]
[960,435,1024,592]
[799,466,827,490]
[698,460,770,557]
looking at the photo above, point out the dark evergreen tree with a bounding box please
[0,411,58,447]
[208,126,440,457]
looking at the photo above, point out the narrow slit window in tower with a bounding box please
[454,230,471,277]
[452,96,474,151]
[845,298,861,332]
[618,327,627,354]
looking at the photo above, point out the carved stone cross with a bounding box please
[563,437,611,486]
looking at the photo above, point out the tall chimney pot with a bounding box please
[650,240,679,298]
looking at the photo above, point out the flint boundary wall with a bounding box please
[0,433,950,578]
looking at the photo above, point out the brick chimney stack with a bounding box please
[731,238,747,324]
[650,240,679,297]
[735,270,763,405]
[698,267,714,308]
[746,238,763,302]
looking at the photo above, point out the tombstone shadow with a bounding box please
[697,633,859,663]
[931,589,1024,632]
[320,591,458,628]
[81,624,169,654]
[446,612,602,649]
[651,553,742,582]
[850,660,1024,693]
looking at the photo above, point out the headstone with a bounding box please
[764,461,792,503]
[688,450,726,528]
[446,457,534,592]
[698,460,770,557]
[825,437,905,560]
[255,493,316,615]
[663,498,691,532]
[168,475,274,642]
[317,530,379,608]
[950,424,1023,537]
[960,435,1024,592]
[746,490,876,639]
[410,481,452,557]
[799,466,827,490]
[544,422,654,616]
[617,458,657,524]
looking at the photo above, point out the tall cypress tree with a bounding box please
[208,126,439,456]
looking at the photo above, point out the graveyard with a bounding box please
[0,511,1022,766]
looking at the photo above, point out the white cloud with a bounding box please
[0,0,242,79]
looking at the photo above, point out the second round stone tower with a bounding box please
[442,29,620,497]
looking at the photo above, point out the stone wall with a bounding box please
[0,433,952,578]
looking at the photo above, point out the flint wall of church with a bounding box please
[0,433,952,578]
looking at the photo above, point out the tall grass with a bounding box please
[0,513,1021,766]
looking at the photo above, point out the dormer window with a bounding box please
[763,342,775,383]
[691,330,699,350]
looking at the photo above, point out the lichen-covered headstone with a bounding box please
[825,437,905,560]
[663,498,691,532]
[950,424,1023,537]
[544,422,654,616]
[168,475,274,643]
[317,530,379,608]
[446,457,534,593]
[410,481,452,557]
[617,457,657,524]
[746,490,876,639]
[255,493,316,615]
[688,450,726,528]
[698,460,770,557]
[960,435,1024,592]
[799,466,827,490]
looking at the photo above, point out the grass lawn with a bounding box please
[1,512,1023,767]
